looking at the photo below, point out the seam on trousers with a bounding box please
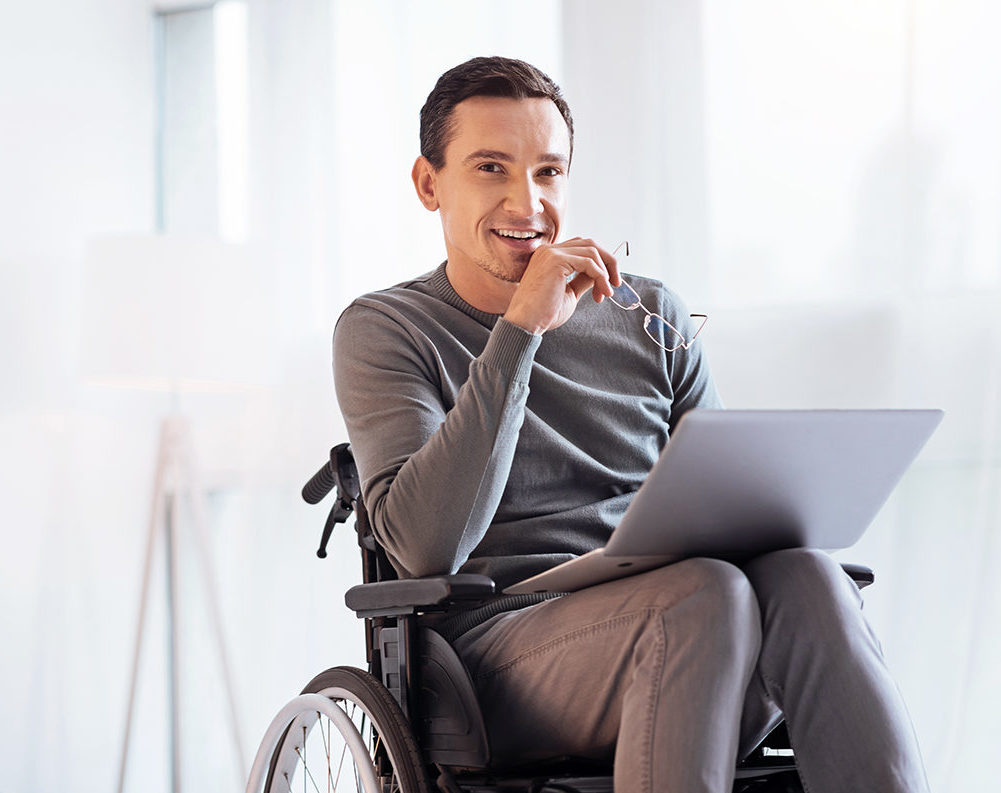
[474,610,648,681]
[640,609,667,793]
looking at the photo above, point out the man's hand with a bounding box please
[503,238,621,335]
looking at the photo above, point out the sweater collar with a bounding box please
[430,262,502,328]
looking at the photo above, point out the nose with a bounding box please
[503,172,544,217]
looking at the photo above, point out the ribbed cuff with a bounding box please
[479,318,541,384]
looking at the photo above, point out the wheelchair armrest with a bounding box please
[345,573,497,617]
[841,562,874,590]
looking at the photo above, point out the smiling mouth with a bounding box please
[492,229,544,241]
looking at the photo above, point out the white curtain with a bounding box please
[563,2,1001,790]
[3,1,997,791]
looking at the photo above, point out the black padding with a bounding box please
[345,574,496,614]
[435,593,562,642]
[419,629,490,767]
[841,562,875,589]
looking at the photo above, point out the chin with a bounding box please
[506,259,531,283]
[504,250,535,280]
[476,255,529,285]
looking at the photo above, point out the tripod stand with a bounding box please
[116,414,246,793]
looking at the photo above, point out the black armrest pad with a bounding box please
[840,563,875,590]
[345,565,872,615]
[345,574,496,614]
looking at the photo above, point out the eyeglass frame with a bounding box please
[607,241,708,353]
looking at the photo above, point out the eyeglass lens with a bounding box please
[644,314,687,351]
[609,280,641,310]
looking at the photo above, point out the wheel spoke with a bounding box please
[318,715,333,793]
[327,718,333,793]
[334,706,352,788]
[294,742,325,793]
[320,713,331,761]
[332,739,349,789]
[371,729,402,793]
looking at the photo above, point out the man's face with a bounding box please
[417,96,571,292]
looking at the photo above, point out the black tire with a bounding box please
[263,666,431,793]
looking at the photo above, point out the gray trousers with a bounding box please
[453,549,930,793]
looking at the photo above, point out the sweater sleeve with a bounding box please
[333,305,541,578]
[660,286,724,433]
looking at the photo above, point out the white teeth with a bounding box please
[495,229,539,239]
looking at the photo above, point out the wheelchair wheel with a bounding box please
[247,666,431,793]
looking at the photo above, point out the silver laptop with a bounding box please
[505,409,943,595]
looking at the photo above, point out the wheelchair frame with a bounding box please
[247,444,876,793]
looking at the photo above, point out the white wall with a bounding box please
[0,1,157,791]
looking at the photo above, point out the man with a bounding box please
[334,56,929,793]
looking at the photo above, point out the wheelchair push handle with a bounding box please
[302,443,360,558]
[302,462,336,504]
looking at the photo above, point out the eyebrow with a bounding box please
[462,149,569,167]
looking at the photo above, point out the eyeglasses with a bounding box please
[607,241,708,352]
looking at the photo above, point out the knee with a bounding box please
[682,556,760,617]
[747,547,859,600]
[744,548,865,639]
[642,557,762,659]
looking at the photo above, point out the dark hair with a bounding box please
[419,56,574,170]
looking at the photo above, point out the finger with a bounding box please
[586,240,621,288]
[568,242,614,298]
[560,238,619,292]
[557,251,611,294]
[567,272,596,301]
[604,247,622,288]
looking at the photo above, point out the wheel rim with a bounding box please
[266,689,404,793]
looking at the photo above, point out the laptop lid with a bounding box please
[602,408,944,559]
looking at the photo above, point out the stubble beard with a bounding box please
[474,250,531,285]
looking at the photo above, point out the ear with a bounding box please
[412,156,440,211]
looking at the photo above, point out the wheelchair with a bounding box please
[246,444,876,793]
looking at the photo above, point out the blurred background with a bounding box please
[1,0,998,791]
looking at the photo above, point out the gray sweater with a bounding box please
[333,263,722,590]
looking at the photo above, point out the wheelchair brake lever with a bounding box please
[316,497,354,559]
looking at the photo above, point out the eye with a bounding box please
[537,166,563,178]
[478,162,503,174]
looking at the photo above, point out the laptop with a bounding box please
[504,408,943,595]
